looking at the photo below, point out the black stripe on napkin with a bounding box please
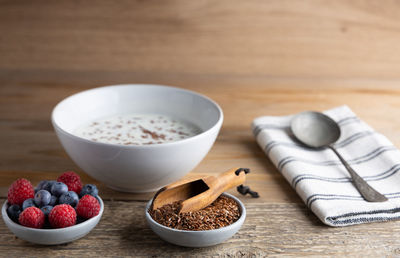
[306,194,364,207]
[252,124,290,137]
[327,206,400,226]
[253,115,360,137]
[334,131,375,148]
[277,146,396,171]
[337,116,359,126]
[306,192,400,208]
[264,130,375,155]
[328,216,400,226]
[292,164,400,188]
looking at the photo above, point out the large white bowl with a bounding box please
[2,197,104,245]
[52,84,223,192]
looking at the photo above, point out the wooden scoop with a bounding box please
[150,168,248,213]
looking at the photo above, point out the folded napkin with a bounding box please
[252,106,400,226]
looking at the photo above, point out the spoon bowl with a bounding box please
[290,111,387,202]
[291,111,340,148]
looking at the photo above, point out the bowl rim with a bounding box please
[2,196,104,232]
[51,84,224,149]
[145,192,246,233]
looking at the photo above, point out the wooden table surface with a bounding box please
[2,0,400,256]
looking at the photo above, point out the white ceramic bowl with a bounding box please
[2,197,104,245]
[52,84,223,192]
[145,193,246,247]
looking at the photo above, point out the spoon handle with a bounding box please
[328,146,388,202]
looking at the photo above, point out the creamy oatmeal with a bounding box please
[74,114,202,145]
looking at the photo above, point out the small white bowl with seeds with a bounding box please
[52,84,223,192]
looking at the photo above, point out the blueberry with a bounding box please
[22,198,36,210]
[42,180,56,192]
[49,195,58,206]
[59,191,79,207]
[76,216,86,224]
[7,204,21,222]
[80,184,98,197]
[34,190,51,207]
[51,182,68,197]
[35,180,48,191]
[41,205,53,216]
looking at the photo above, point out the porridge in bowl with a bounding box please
[74,114,202,145]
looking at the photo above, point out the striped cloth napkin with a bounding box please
[252,105,400,226]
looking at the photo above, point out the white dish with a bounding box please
[52,84,223,192]
[2,197,104,245]
[145,193,246,247]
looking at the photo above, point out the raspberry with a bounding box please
[49,204,77,228]
[76,195,100,219]
[19,207,45,229]
[57,171,83,194]
[8,178,35,206]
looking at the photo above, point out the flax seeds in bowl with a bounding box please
[149,195,240,231]
[145,193,246,247]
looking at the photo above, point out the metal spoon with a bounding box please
[291,111,387,202]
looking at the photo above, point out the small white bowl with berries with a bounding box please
[1,171,104,245]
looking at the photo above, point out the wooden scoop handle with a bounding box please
[179,167,246,213]
[204,167,246,194]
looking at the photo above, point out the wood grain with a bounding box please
[2,0,400,256]
[2,0,400,79]
[1,198,399,257]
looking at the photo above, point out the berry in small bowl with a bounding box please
[2,172,104,245]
